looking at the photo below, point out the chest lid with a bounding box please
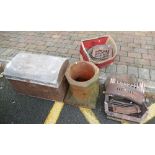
[4,53,69,88]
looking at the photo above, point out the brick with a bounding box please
[142,53,155,61]
[105,64,117,73]
[146,40,155,45]
[100,68,106,73]
[150,70,155,81]
[1,48,16,57]
[116,45,121,51]
[151,60,155,67]
[139,68,150,80]
[47,51,59,56]
[64,44,77,50]
[148,49,155,54]
[120,56,134,64]
[73,41,80,46]
[1,40,10,45]
[121,46,133,52]
[128,52,141,58]
[76,46,80,51]
[128,66,138,77]
[25,48,36,52]
[35,50,49,55]
[51,38,60,43]
[133,48,147,53]
[9,37,18,41]
[141,44,155,50]
[54,42,65,48]
[57,48,68,54]
[16,43,27,47]
[117,64,127,74]
[70,36,79,41]
[58,53,71,58]
[128,43,141,48]
[117,51,127,56]
[46,46,57,52]
[134,39,146,44]
[69,57,79,63]
[63,40,73,44]
[116,41,128,47]
[134,32,146,36]
[114,61,127,65]
[135,58,150,66]
[25,44,36,50]
[26,39,36,44]
[52,34,61,39]
[121,37,134,43]
[114,55,120,62]
[46,42,55,47]
[145,36,153,41]
[0,48,7,54]
[71,54,79,59]
[7,41,18,47]
[18,38,27,43]
[34,45,46,51]
[68,50,79,56]
[143,65,155,70]
[34,41,45,46]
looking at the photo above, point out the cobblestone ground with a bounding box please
[0,31,155,85]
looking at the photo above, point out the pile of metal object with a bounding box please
[104,76,149,123]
